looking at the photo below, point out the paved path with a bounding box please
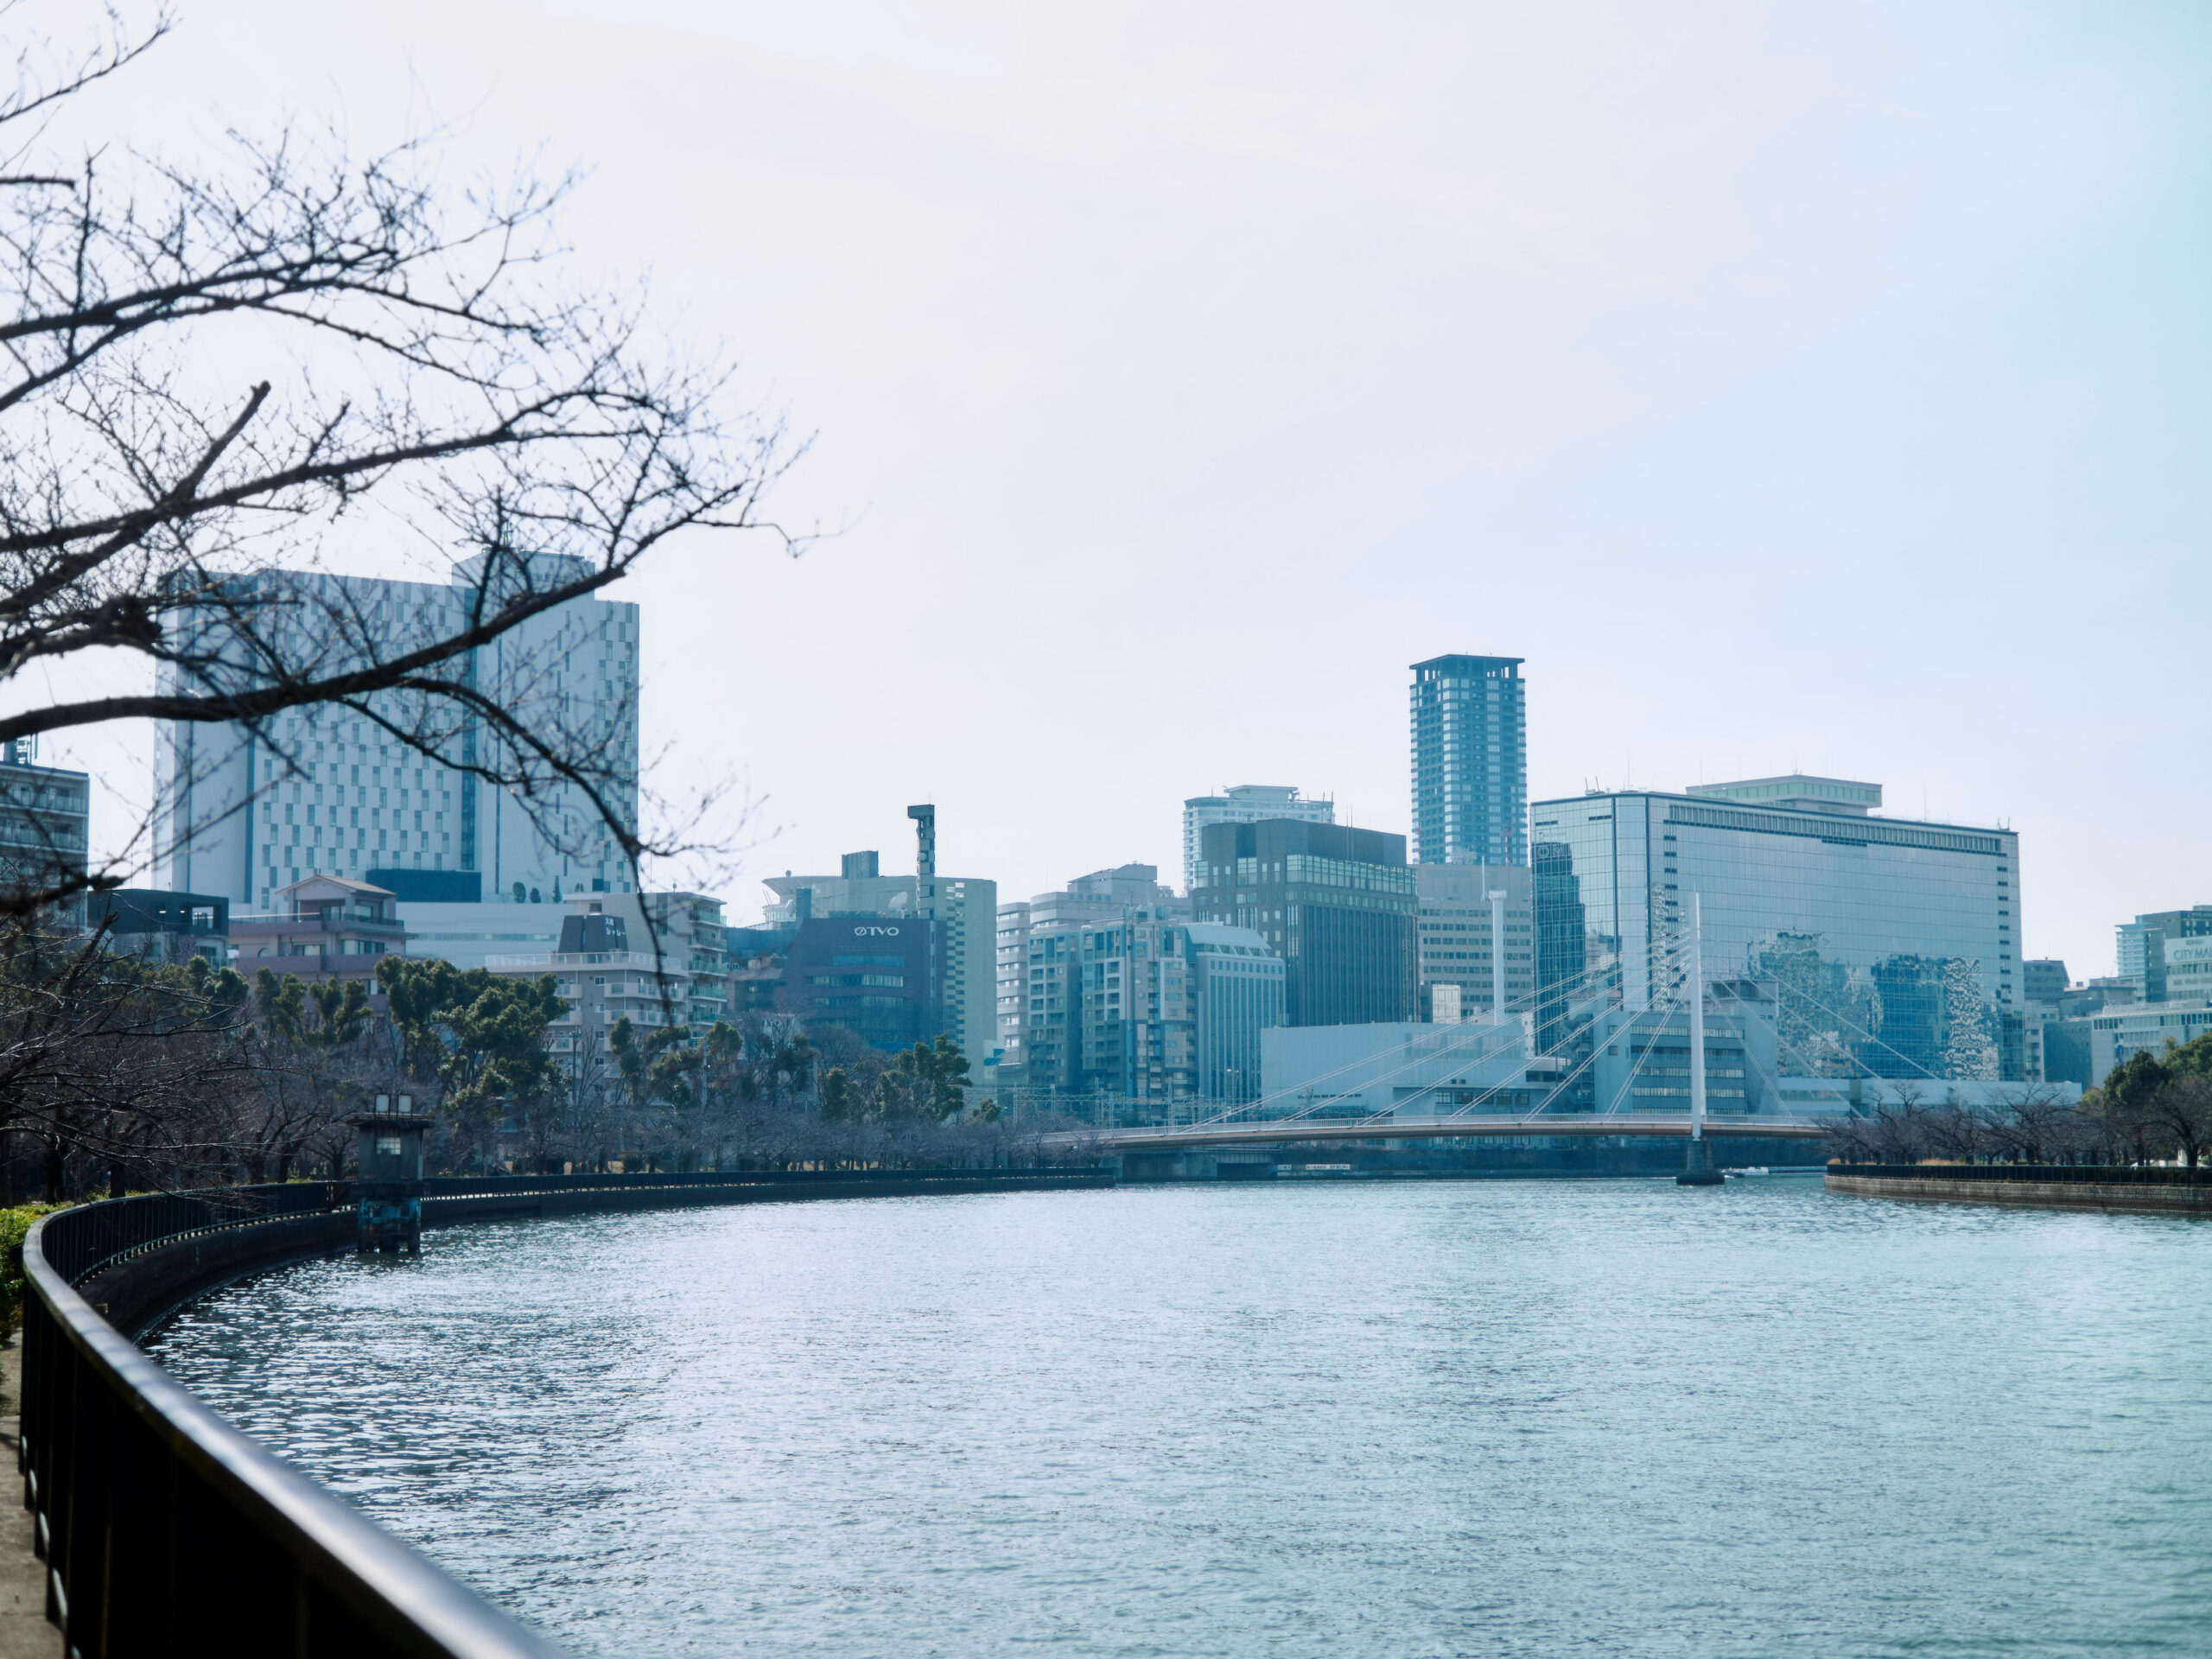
[0,1342,58,1659]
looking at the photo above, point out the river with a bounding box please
[147,1177,2212,1656]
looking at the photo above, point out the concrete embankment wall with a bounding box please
[85,1171,1112,1340]
[1826,1172,2212,1217]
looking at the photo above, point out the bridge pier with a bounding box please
[1675,1137,1723,1186]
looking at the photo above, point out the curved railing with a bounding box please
[20,1199,565,1658]
[38,1179,345,1285]
[17,1166,1111,1656]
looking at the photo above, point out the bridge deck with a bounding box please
[1048,1115,1832,1152]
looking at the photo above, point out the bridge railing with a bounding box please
[19,1203,568,1658]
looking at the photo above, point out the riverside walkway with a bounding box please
[0,1341,56,1659]
[1827,1162,2212,1216]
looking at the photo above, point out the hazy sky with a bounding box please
[48,1,2212,976]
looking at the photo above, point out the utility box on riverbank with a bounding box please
[353,1094,429,1255]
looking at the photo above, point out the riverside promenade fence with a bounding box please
[1825,1162,2212,1217]
[18,1166,1112,1656]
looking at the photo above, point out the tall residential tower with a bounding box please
[1410,656,1528,868]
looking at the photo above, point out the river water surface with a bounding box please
[148,1178,2212,1656]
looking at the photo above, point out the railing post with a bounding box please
[63,1371,111,1658]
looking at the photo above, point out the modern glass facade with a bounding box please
[1194,819,1415,1027]
[1532,781,2022,1083]
[1410,655,1528,868]
[1190,923,1286,1101]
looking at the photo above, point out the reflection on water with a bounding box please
[149,1179,2212,1657]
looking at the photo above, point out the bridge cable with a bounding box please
[1162,950,1654,1132]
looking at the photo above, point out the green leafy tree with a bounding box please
[873,1034,970,1124]
[374,957,563,1167]
[378,957,468,1076]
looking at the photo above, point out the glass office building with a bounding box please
[1532,775,2023,1082]
[1194,819,1415,1027]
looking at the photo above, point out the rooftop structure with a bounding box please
[231,874,407,980]
[86,889,230,967]
[1682,774,1882,817]
[1181,786,1332,895]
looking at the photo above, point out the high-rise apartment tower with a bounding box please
[1410,656,1528,868]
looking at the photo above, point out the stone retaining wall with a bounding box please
[1825,1172,2212,1217]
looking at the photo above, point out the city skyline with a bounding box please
[3,14,2202,1658]
[32,0,2209,986]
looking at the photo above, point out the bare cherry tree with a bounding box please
[0,8,804,921]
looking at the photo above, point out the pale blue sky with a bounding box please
[52,1,2212,976]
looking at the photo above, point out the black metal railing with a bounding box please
[1829,1163,2212,1185]
[35,1168,1105,1282]
[19,1208,567,1659]
[16,1165,1111,1655]
[38,1180,345,1285]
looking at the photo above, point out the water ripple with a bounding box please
[149,1179,2212,1657]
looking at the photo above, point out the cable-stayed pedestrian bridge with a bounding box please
[1042,1112,1832,1154]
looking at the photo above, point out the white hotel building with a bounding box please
[155,555,639,912]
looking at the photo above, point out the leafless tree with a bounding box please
[0,8,805,922]
[1982,1084,2091,1166]
[2147,1073,2212,1169]
[0,920,257,1196]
